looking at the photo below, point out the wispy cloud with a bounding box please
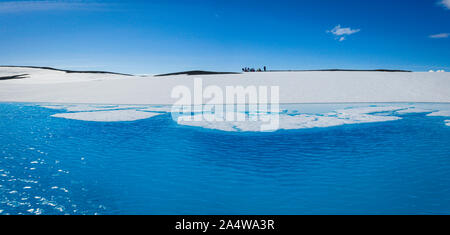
[429,33,450,38]
[327,25,360,42]
[0,0,105,13]
[438,0,450,9]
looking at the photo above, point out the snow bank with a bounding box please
[0,66,128,84]
[1,67,450,104]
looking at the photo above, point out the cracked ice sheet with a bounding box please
[176,106,404,132]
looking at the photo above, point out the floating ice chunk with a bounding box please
[176,106,403,132]
[51,110,162,122]
[396,107,433,114]
[280,114,344,130]
[412,110,450,126]
[177,113,401,132]
[282,112,400,130]
[330,106,404,123]
[427,110,450,117]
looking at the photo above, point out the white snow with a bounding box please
[51,110,162,122]
[1,67,450,104]
[0,67,128,84]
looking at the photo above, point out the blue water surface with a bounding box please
[0,103,450,215]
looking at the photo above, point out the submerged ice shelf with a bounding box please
[40,103,450,132]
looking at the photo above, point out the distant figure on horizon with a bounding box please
[241,66,268,72]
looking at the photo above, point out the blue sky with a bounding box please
[0,0,449,73]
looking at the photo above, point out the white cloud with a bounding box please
[439,0,450,9]
[327,25,360,42]
[429,33,450,38]
[0,0,105,13]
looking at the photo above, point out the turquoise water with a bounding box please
[1,103,450,215]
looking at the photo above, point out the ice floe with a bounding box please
[427,110,450,117]
[41,104,450,131]
[396,107,433,114]
[41,104,169,122]
[51,110,162,122]
[176,106,404,132]
[422,110,450,127]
